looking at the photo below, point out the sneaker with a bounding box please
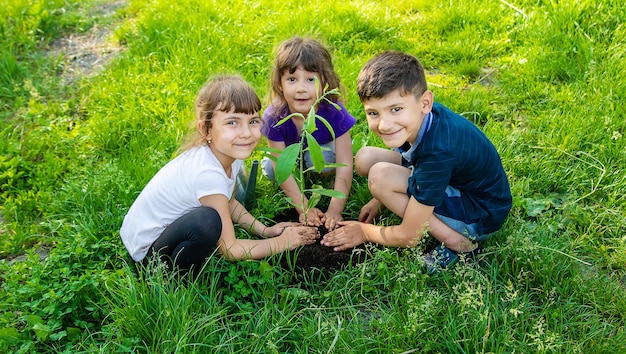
[423,243,482,274]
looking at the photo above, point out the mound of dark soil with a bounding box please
[285,226,368,272]
[272,210,370,276]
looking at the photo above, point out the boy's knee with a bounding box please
[355,147,377,176]
[367,162,392,193]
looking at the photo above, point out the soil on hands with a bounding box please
[272,209,369,276]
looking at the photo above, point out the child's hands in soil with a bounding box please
[282,225,320,250]
[299,207,324,227]
[358,198,381,223]
[322,209,343,231]
[321,220,366,251]
[266,222,303,237]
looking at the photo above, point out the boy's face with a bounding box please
[363,88,433,148]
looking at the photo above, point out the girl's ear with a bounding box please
[420,90,434,113]
[198,120,211,141]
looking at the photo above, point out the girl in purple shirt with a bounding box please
[261,37,356,230]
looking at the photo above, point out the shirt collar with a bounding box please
[400,111,433,162]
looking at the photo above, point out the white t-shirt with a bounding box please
[120,145,243,261]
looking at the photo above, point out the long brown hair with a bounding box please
[269,36,342,111]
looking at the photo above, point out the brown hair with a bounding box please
[180,75,261,151]
[357,51,427,102]
[269,36,342,109]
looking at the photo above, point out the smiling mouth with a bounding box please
[381,129,402,137]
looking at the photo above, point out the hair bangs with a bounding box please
[215,81,261,115]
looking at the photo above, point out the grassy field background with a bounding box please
[1,0,625,352]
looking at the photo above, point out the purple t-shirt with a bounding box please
[261,101,356,146]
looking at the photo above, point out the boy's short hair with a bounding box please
[357,51,428,102]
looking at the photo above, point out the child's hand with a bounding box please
[282,225,319,250]
[322,209,343,231]
[321,221,366,251]
[358,198,381,223]
[266,222,302,237]
[299,208,324,227]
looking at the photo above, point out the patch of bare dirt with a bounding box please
[2,1,127,264]
[47,0,127,83]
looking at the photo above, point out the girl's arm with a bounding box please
[324,132,353,228]
[199,194,317,260]
[230,198,269,237]
[230,198,302,238]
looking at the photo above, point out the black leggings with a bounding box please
[142,207,222,271]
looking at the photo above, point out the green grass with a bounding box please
[1,0,625,352]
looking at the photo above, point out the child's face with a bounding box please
[280,66,321,116]
[207,108,261,170]
[363,88,432,148]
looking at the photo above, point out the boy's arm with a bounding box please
[322,196,433,250]
[358,198,382,223]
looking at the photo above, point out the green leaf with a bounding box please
[306,134,325,173]
[259,260,274,278]
[308,191,321,209]
[315,115,336,140]
[323,97,342,111]
[0,327,24,342]
[275,144,300,185]
[26,315,44,327]
[32,323,51,341]
[523,198,553,217]
[285,197,305,210]
[255,146,282,163]
[322,162,347,169]
[275,113,303,127]
[304,106,317,133]
[50,330,67,341]
[66,327,82,342]
[303,188,345,199]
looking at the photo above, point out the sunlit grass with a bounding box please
[1,0,625,352]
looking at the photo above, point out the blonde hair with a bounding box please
[180,75,261,151]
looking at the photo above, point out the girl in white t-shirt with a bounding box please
[120,75,318,272]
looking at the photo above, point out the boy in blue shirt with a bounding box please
[321,51,512,272]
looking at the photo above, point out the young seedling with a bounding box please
[259,78,345,225]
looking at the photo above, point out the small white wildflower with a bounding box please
[529,317,561,352]
[611,131,622,140]
[503,279,518,303]
[509,308,523,318]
